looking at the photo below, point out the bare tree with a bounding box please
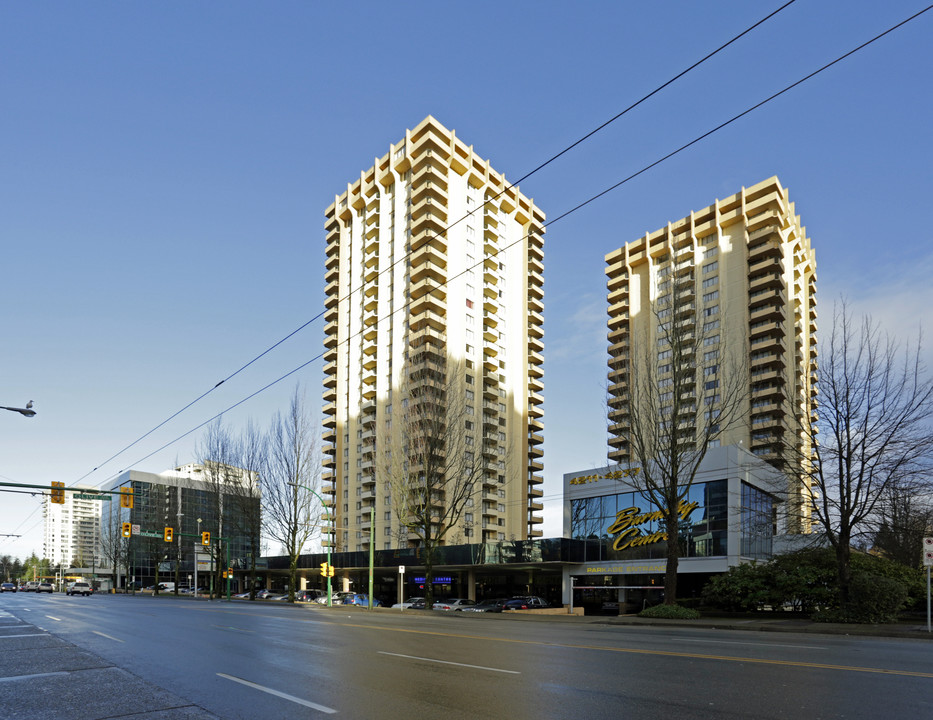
[382,355,492,608]
[198,422,246,598]
[261,386,321,602]
[873,483,933,567]
[617,293,748,605]
[99,508,125,590]
[794,303,933,604]
[232,420,265,600]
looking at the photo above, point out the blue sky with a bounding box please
[2,1,931,561]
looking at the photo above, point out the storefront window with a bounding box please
[741,482,775,559]
[570,480,728,562]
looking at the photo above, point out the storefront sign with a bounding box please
[570,467,641,485]
[585,563,666,574]
[607,500,700,551]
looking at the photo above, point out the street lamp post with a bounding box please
[1,401,36,418]
[195,518,202,596]
[288,482,333,607]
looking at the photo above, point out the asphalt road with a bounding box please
[1,592,931,719]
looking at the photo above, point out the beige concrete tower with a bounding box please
[605,177,817,524]
[323,117,545,553]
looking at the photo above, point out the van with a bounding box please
[156,582,175,592]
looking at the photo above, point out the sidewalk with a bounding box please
[597,612,933,639]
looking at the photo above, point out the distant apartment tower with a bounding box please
[322,116,545,552]
[43,485,101,569]
[605,177,817,521]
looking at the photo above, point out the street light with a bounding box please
[1,401,35,418]
[288,481,334,607]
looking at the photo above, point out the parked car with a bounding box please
[315,591,354,605]
[24,581,39,592]
[437,598,476,611]
[390,596,424,609]
[294,590,323,603]
[0,582,16,593]
[340,593,382,607]
[37,581,54,593]
[67,581,93,596]
[462,598,508,613]
[502,596,549,610]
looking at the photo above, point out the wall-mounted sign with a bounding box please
[412,576,451,584]
[606,500,700,551]
[570,468,641,486]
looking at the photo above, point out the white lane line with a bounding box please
[672,637,826,650]
[378,651,521,674]
[0,634,48,639]
[45,615,61,621]
[92,630,124,643]
[217,673,337,714]
[0,671,69,683]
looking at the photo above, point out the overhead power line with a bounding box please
[94,3,932,492]
[74,2,799,485]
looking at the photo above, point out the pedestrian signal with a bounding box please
[201,531,211,545]
[51,482,65,504]
[164,527,174,543]
[122,523,132,538]
[120,487,134,508]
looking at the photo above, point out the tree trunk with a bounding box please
[664,514,679,605]
[835,538,852,608]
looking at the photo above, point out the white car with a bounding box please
[67,581,93,596]
[390,597,425,609]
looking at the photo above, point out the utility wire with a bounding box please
[92,3,932,494]
[73,1,798,485]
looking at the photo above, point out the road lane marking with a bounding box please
[211,624,254,633]
[92,631,124,642]
[0,671,69,683]
[217,673,336,714]
[332,622,933,679]
[672,637,827,650]
[378,650,520,674]
[45,615,61,621]
[0,634,48,639]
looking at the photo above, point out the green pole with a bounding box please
[368,506,374,609]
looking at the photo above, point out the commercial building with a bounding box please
[104,463,259,591]
[604,177,817,527]
[322,116,546,552]
[250,447,782,611]
[43,484,102,570]
[562,445,785,610]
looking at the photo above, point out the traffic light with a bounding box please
[120,487,134,508]
[201,531,211,545]
[319,562,334,578]
[122,522,132,538]
[50,481,65,504]
[164,527,174,543]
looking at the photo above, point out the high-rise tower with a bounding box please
[322,117,545,552]
[605,177,817,525]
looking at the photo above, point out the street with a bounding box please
[2,593,931,719]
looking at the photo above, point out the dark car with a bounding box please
[462,598,508,613]
[0,582,16,593]
[502,596,550,610]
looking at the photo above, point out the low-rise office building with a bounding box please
[562,445,785,610]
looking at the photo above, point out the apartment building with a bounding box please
[604,177,817,525]
[43,484,101,569]
[322,116,545,552]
